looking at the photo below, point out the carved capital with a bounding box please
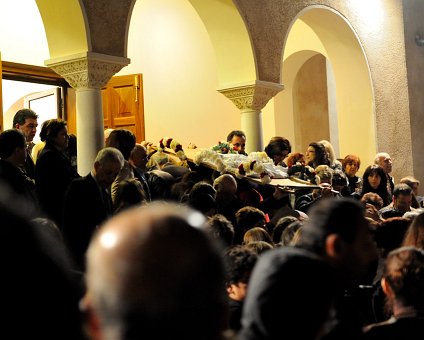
[218,81,284,110]
[45,52,130,89]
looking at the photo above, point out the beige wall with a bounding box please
[293,54,329,154]
[403,0,424,192]
[117,0,240,149]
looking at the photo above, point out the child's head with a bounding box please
[223,245,258,301]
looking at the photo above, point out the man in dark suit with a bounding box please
[13,108,38,180]
[63,147,124,271]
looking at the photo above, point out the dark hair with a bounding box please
[272,216,299,244]
[361,165,390,206]
[39,119,67,144]
[106,129,136,160]
[360,192,384,210]
[226,130,246,143]
[307,142,330,168]
[206,214,235,248]
[0,129,26,158]
[12,109,38,127]
[223,245,257,285]
[299,198,365,255]
[383,246,424,311]
[264,136,292,159]
[392,183,413,198]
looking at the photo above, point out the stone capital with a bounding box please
[45,52,130,89]
[218,80,284,111]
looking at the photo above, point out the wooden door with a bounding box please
[102,74,145,142]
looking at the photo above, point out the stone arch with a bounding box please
[278,5,376,169]
[187,0,256,88]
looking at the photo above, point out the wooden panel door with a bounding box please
[102,74,145,142]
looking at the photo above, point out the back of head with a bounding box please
[299,198,365,255]
[205,214,235,248]
[383,246,424,310]
[0,129,26,159]
[105,129,136,160]
[39,118,67,144]
[264,136,292,159]
[85,202,226,340]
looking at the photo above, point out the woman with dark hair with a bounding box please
[361,165,391,207]
[264,136,292,167]
[35,119,80,228]
[305,142,330,168]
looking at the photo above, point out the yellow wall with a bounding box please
[117,0,240,149]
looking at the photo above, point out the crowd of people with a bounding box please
[1,109,423,339]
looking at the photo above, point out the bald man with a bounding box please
[83,202,227,340]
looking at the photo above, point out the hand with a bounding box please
[320,183,334,198]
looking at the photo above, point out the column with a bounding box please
[46,52,130,175]
[218,80,283,153]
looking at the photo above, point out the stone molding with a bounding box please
[45,52,130,89]
[218,81,284,110]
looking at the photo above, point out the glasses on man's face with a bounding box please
[233,143,245,148]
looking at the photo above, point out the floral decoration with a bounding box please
[193,149,227,174]
[235,160,272,184]
[211,141,237,154]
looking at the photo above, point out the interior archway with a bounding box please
[277,6,375,172]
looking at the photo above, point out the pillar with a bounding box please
[45,52,130,175]
[218,80,283,153]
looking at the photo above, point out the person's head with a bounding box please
[280,220,303,246]
[236,206,266,234]
[362,164,387,192]
[272,216,299,244]
[114,178,147,213]
[298,198,377,284]
[129,144,149,171]
[319,140,337,165]
[332,169,349,193]
[243,227,273,246]
[380,246,424,314]
[12,108,38,143]
[342,154,361,177]
[84,201,227,340]
[223,245,258,302]
[227,130,246,154]
[0,129,27,166]
[205,214,235,248]
[360,192,384,211]
[187,181,217,216]
[306,142,329,168]
[213,174,237,197]
[93,147,124,189]
[402,210,424,249]
[392,183,413,213]
[245,240,274,255]
[105,129,136,160]
[400,176,420,196]
[264,136,292,166]
[374,152,392,174]
[314,164,333,185]
[39,118,69,151]
[374,217,410,256]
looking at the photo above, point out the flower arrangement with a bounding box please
[235,160,272,184]
[287,162,320,184]
[158,137,187,161]
[211,141,237,154]
[193,149,227,174]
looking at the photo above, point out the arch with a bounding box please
[278,6,376,171]
[35,0,89,58]
[188,0,256,87]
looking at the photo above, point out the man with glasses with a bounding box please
[13,109,39,179]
